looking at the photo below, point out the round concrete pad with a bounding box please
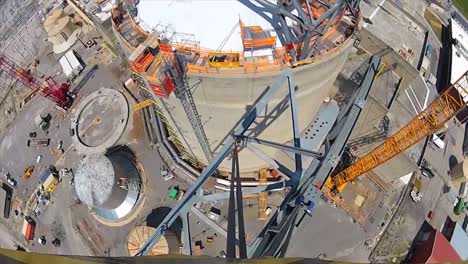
[75,155,115,207]
[72,88,129,154]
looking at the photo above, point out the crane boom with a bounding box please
[0,54,73,109]
[326,71,468,192]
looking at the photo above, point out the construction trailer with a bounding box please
[21,217,36,241]
[59,50,84,80]
[40,168,59,193]
[0,186,11,219]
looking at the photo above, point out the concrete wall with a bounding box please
[160,37,355,175]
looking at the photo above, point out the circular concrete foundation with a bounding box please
[127,226,180,256]
[72,88,129,154]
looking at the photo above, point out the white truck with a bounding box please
[59,50,84,81]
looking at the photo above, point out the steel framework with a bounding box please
[136,56,381,257]
[0,54,72,109]
[326,71,468,193]
[239,0,361,61]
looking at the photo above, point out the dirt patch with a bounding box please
[424,9,442,41]
[129,110,145,141]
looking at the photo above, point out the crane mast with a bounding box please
[0,54,73,109]
[326,71,468,193]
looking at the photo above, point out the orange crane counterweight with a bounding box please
[326,71,468,194]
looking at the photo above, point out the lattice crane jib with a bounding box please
[0,54,73,109]
[326,71,468,193]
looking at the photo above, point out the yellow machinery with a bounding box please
[134,99,156,112]
[326,71,468,193]
[258,168,268,220]
[24,166,34,179]
[208,52,240,68]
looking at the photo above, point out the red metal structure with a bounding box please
[0,54,73,109]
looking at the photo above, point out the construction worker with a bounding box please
[284,53,293,65]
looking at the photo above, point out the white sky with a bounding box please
[138,0,278,51]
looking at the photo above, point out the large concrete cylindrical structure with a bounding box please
[113,0,358,175]
[74,153,140,220]
[451,159,468,191]
[166,41,353,173]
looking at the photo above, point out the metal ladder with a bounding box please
[164,52,213,162]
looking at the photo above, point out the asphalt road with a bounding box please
[286,199,371,262]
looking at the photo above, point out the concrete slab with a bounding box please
[72,88,129,154]
[361,0,426,69]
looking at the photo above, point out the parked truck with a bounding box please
[59,50,84,81]
[40,167,59,193]
[21,217,36,240]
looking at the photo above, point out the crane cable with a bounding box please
[216,21,240,52]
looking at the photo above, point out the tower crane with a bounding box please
[0,54,74,109]
[326,71,468,194]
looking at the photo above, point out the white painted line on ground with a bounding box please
[363,0,386,28]
[409,85,423,110]
[405,89,419,115]
[419,74,431,109]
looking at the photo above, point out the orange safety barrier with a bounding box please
[129,15,149,38]
[131,50,156,73]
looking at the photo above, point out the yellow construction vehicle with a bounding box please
[24,166,34,179]
[208,52,240,68]
[326,71,468,194]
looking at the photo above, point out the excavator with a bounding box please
[326,71,468,194]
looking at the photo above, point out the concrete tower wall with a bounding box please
[160,37,355,174]
[101,154,138,209]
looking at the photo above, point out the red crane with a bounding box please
[0,54,73,109]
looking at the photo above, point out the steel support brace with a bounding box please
[246,144,295,179]
[234,142,247,258]
[239,0,359,60]
[136,70,295,256]
[241,136,322,158]
[287,73,302,186]
[198,181,286,202]
[247,56,381,258]
[181,210,192,255]
[226,146,238,258]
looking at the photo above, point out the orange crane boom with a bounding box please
[326,71,468,193]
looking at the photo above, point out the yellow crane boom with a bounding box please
[326,71,468,193]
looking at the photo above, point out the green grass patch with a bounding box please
[453,0,468,19]
[424,9,442,42]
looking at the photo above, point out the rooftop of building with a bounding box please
[448,224,468,260]
[450,17,468,85]
[410,230,461,263]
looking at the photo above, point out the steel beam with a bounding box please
[247,56,381,258]
[198,181,286,202]
[136,70,295,256]
[226,145,238,258]
[287,71,302,186]
[181,210,192,255]
[239,0,360,60]
[245,144,295,179]
[234,142,247,258]
[241,136,322,158]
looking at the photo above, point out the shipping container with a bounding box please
[59,50,84,80]
[21,217,36,240]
